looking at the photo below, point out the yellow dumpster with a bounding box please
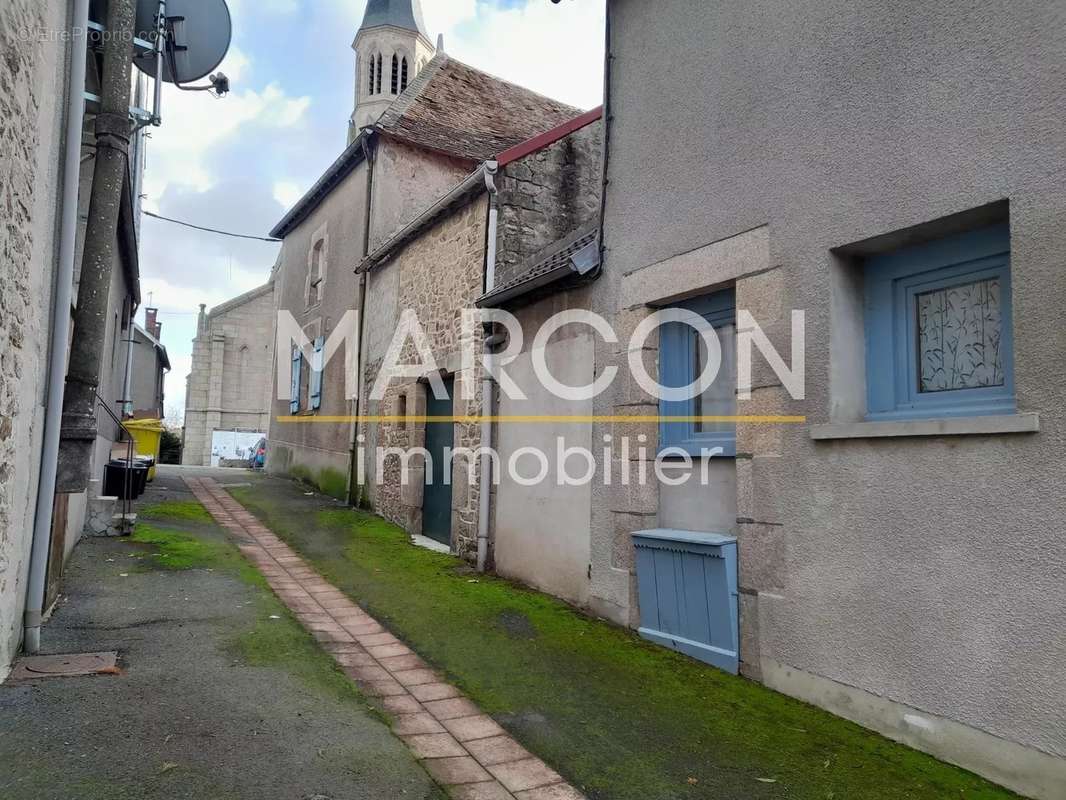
[122,418,165,480]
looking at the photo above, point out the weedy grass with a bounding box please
[228,483,1021,800]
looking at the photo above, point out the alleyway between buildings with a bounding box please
[3,467,1020,800]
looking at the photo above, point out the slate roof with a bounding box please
[358,0,430,41]
[373,55,583,162]
[477,226,601,308]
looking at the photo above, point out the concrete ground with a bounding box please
[0,466,443,800]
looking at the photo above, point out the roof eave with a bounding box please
[476,237,601,309]
[270,130,372,239]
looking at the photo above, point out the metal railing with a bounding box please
[95,391,135,523]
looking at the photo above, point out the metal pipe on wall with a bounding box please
[56,0,136,493]
[24,0,91,654]
[476,162,500,573]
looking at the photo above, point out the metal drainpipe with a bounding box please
[347,134,375,507]
[121,324,135,417]
[476,162,500,573]
[24,0,90,654]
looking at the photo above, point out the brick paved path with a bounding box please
[186,476,585,800]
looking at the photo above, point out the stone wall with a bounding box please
[183,282,275,466]
[0,0,68,675]
[370,138,472,250]
[495,120,603,287]
[360,197,488,556]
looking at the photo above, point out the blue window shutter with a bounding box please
[290,349,301,414]
[310,336,324,411]
[659,321,692,449]
[657,288,737,456]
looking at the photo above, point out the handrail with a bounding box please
[95,391,134,523]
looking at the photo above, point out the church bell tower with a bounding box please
[349,0,437,142]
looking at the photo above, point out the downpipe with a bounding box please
[476,162,499,573]
[477,333,505,573]
[24,0,90,654]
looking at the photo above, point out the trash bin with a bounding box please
[103,459,148,500]
[122,418,164,480]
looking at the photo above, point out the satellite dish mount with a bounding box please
[133,0,233,126]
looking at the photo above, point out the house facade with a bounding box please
[182,280,275,467]
[265,0,580,505]
[127,310,170,419]
[590,1,1066,795]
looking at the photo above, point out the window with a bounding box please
[659,288,737,456]
[368,53,376,95]
[864,223,1013,420]
[401,57,409,92]
[309,336,324,411]
[391,54,399,94]
[290,346,303,414]
[307,235,326,307]
[376,54,383,94]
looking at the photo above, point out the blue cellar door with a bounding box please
[422,377,454,546]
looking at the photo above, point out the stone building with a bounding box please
[352,109,604,563]
[263,0,580,506]
[182,280,275,466]
[1,0,142,675]
[579,2,1066,796]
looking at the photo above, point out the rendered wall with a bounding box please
[0,0,68,676]
[602,0,1066,793]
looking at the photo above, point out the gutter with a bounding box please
[271,131,369,239]
[24,0,90,654]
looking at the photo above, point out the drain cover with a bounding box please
[7,651,119,682]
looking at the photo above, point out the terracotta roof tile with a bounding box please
[374,55,583,162]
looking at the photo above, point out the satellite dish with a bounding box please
[133,0,232,85]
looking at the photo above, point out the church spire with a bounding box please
[358,0,430,43]
[349,0,437,140]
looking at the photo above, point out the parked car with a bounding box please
[248,437,266,470]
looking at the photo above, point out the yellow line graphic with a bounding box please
[275,415,806,424]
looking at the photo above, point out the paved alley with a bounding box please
[0,469,443,800]
[185,474,587,800]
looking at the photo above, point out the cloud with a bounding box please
[273,181,303,209]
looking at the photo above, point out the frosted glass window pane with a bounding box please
[917,277,1004,393]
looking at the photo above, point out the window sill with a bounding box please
[810,413,1039,441]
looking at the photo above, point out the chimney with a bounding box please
[145,307,162,339]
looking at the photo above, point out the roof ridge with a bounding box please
[442,55,583,114]
[375,52,451,130]
[207,279,275,319]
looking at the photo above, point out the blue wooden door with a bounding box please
[422,378,454,546]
